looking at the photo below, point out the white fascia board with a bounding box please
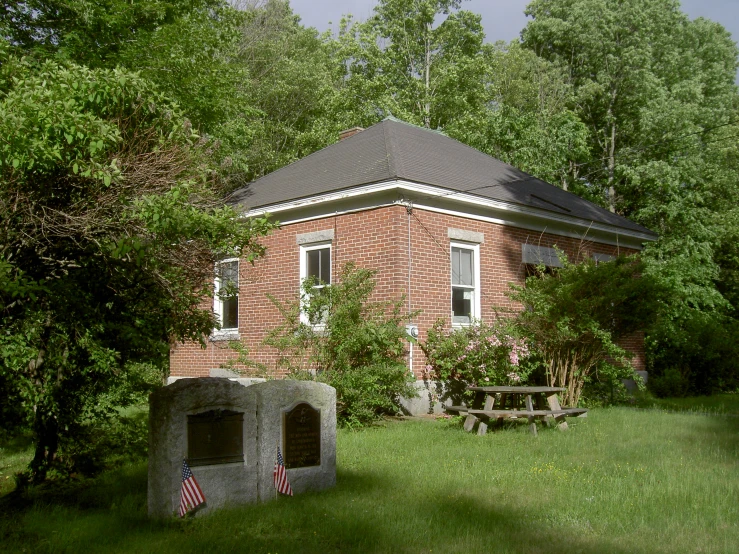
[244,179,656,247]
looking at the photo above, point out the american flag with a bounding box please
[273,446,293,496]
[179,459,206,517]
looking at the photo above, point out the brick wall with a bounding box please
[169,205,644,378]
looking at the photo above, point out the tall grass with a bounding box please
[1,406,737,553]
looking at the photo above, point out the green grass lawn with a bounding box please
[1,405,738,554]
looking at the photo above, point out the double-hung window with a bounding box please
[300,243,331,325]
[214,259,239,332]
[451,242,480,325]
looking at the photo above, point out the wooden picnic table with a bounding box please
[445,386,587,436]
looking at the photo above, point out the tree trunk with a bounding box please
[606,87,618,213]
[424,22,431,128]
[607,121,617,213]
[27,320,59,483]
[30,409,59,483]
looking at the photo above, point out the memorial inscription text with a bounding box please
[187,409,244,466]
[283,402,321,468]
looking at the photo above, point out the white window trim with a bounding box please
[299,241,332,327]
[450,241,481,328]
[212,257,240,339]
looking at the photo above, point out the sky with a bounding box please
[288,0,739,47]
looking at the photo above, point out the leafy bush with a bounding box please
[648,315,739,397]
[506,254,663,406]
[420,319,533,405]
[264,263,417,427]
[648,368,691,399]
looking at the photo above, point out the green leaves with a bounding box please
[264,263,417,426]
[506,254,664,406]
[0,48,274,480]
[332,0,488,130]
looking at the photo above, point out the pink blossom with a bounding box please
[457,354,467,362]
[484,377,490,382]
[486,335,501,346]
[509,351,519,366]
[507,371,521,382]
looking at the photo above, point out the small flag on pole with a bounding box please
[179,459,205,517]
[274,446,293,496]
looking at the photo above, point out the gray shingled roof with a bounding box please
[230,118,655,236]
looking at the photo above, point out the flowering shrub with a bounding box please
[420,319,533,404]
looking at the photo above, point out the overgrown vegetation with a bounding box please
[0,45,273,482]
[263,263,417,427]
[421,319,535,405]
[506,255,664,406]
[420,254,663,407]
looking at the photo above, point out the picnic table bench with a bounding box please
[445,386,587,436]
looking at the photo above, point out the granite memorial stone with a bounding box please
[148,377,336,518]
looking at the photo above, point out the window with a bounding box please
[593,253,615,265]
[521,244,562,267]
[522,244,562,277]
[300,243,331,325]
[451,242,480,325]
[214,259,239,331]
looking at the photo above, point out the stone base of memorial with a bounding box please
[147,378,336,518]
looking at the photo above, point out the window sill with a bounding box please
[210,330,240,342]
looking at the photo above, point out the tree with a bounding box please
[445,40,591,194]
[522,0,739,390]
[223,0,347,184]
[0,47,273,480]
[332,0,488,129]
[1,0,220,68]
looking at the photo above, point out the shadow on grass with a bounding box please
[0,433,33,456]
[673,410,739,462]
[2,461,644,554]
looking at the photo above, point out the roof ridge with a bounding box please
[382,116,447,137]
[242,120,391,187]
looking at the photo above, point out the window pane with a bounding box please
[219,260,238,296]
[452,287,472,324]
[222,296,238,329]
[452,247,474,286]
[306,247,330,282]
[307,249,320,280]
[320,248,331,284]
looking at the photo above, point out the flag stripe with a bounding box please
[274,446,293,496]
[179,460,206,517]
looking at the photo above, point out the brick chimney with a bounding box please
[339,127,365,141]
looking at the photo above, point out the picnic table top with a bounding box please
[467,386,566,394]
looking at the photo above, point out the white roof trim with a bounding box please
[243,179,656,244]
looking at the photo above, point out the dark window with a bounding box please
[217,260,239,330]
[451,246,476,324]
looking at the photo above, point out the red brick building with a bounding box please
[169,119,656,406]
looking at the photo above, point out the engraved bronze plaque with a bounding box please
[187,409,244,467]
[283,402,321,469]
